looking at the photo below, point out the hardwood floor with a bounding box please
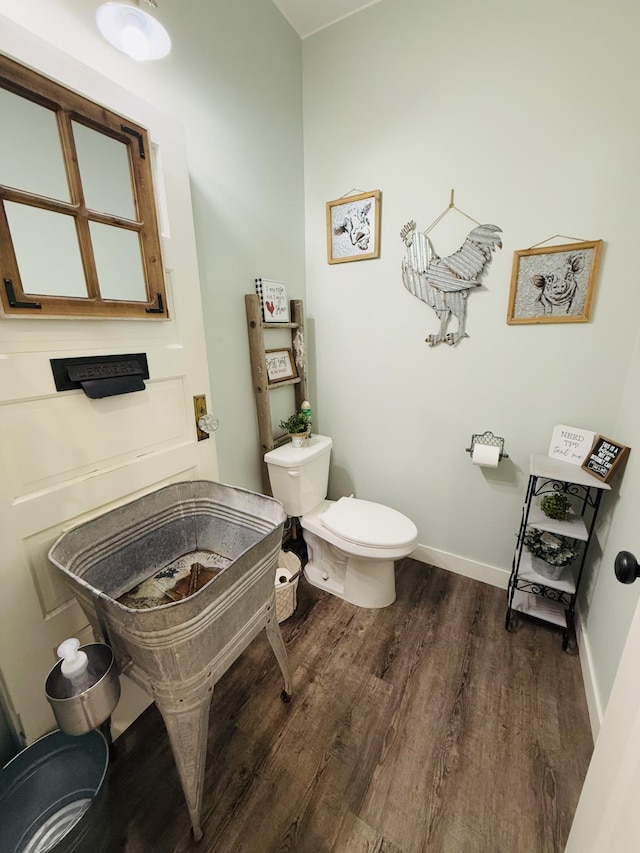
[107,559,593,852]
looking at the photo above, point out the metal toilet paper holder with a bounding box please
[465,431,508,460]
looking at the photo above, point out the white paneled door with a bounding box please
[566,591,640,850]
[0,32,218,745]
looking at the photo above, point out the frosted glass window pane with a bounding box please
[0,89,69,200]
[6,202,86,297]
[90,222,147,301]
[73,122,136,220]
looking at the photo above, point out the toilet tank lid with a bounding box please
[321,496,418,548]
[264,434,332,467]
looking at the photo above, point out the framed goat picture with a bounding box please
[507,239,603,324]
[326,189,381,264]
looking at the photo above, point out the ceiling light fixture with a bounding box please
[96,0,171,61]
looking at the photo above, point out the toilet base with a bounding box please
[303,530,396,608]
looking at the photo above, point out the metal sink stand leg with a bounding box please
[136,595,292,842]
[153,674,215,842]
[265,600,293,701]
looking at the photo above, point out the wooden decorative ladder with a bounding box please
[245,294,307,494]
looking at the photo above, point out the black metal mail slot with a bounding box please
[51,353,149,398]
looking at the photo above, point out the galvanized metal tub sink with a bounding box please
[48,480,291,841]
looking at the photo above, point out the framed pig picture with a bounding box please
[507,240,603,324]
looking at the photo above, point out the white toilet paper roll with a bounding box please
[472,443,500,468]
[275,567,293,586]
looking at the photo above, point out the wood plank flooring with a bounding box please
[107,559,593,852]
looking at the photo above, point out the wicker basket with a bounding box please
[275,550,301,623]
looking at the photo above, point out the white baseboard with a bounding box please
[574,609,603,741]
[411,543,511,590]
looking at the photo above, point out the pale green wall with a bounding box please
[0,0,305,490]
[302,0,640,713]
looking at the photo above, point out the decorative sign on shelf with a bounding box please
[255,278,288,323]
[548,424,596,466]
[264,348,297,383]
[581,435,630,482]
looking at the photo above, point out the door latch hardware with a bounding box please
[194,395,210,441]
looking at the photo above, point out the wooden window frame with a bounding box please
[0,54,168,319]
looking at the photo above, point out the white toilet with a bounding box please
[264,434,418,608]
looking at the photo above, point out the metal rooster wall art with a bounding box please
[400,221,502,346]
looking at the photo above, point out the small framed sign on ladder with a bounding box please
[264,348,297,383]
[255,278,288,323]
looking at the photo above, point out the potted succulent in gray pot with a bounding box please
[523,528,579,581]
[279,411,312,447]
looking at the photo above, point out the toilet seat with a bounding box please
[320,496,417,548]
[300,498,418,605]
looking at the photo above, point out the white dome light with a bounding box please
[96,2,171,61]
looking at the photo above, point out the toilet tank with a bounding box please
[264,434,332,517]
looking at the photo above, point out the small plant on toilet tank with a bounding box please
[279,411,312,436]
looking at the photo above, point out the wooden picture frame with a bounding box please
[507,240,603,324]
[581,435,630,482]
[0,54,167,319]
[255,278,288,323]
[326,190,381,264]
[264,348,297,383]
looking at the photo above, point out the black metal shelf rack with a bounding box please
[506,455,610,651]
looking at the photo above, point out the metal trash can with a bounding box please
[0,729,109,853]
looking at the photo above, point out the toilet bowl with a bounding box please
[264,435,418,608]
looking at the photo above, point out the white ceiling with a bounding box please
[271,0,383,39]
